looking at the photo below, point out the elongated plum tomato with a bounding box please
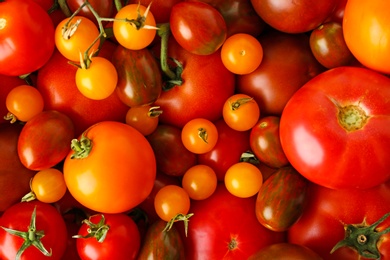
[63,121,156,213]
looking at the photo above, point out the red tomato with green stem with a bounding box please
[0,201,67,260]
[280,67,390,190]
[0,0,55,76]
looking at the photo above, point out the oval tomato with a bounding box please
[343,0,390,74]
[179,184,286,259]
[18,110,75,171]
[0,0,55,76]
[280,67,390,190]
[63,121,156,213]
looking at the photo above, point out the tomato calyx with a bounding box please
[331,212,390,259]
[70,134,93,159]
[240,151,261,165]
[148,106,163,118]
[198,128,209,144]
[73,214,110,243]
[21,178,37,202]
[163,213,194,237]
[4,112,19,124]
[0,206,52,260]
[229,97,255,111]
[335,101,369,132]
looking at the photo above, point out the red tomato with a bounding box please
[343,0,390,74]
[63,121,156,214]
[154,37,235,128]
[179,184,286,259]
[75,213,141,260]
[66,0,115,25]
[127,0,182,24]
[36,46,129,137]
[0,201,67,260]
[288,182,390,259]
[0,0,55,76]
[248,243,322,260]
[250,0,339,33]
[280,67,390,190]
[170,1,227,55]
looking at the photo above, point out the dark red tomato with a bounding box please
[170,1,227,55]
[250,116,289,168]
[0,200,67,260]
[66,0,115,25]
[248,243,322,260]
[0,123,36,212]
[237,30,324,116]
[255,167,308,232]
[189,0,265,37]
[0,0,55,76]
[309,22,355,69]
[32,0,67,27]
[198,119,251,181]
[138,171,182,223]
[36,44,129,136]
[326,0,348,24]
[154,37,235,128]
[146,124,197,177]
[0,74,26,124]
[250,0,338,33]
[138,219,185,259]
[18,110,75,171]
[111,45,162,107]
[280,67,390,190]
[75,213,141,260]
[127,0,182,23]
[288,182,390,259]
[179,184,286,259]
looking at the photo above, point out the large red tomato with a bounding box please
[288,181,390,259]
[179,184,286,259]
[343,0,390,74]
[153,37,235,128]
[280,67,390,190]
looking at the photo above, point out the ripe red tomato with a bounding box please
[248,243,322,260]
[280,67,390,190]
[0,201,67,260]
[0,0,55,76]
[75,213,141,260]
[179,184,286,259]
[63,121,156,213]
[288,181,390,259]
[343,0,390,74]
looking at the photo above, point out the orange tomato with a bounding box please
[182,164,217,200]
[225,162,263,198]
[181,118,218,154]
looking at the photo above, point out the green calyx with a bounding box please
[1,206,52,260]
[72,214,110,243]
[70,134,92,159]
[163,213,194,237]
[331,212,390,259]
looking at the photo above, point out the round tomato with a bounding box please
[182,164,217,200]
[63,121,156,213]
[0,75,26,124]
[280,67,390,190]
[288,181,390,259]
[248,243,322,260]
[343,0,390,74]
[0,201,67,260]
[0,0,55,76]
[125,105,161,136]
[75,213,141,260]
[181,118,218,154]
[66,0,115,25]
[170,1,227,55]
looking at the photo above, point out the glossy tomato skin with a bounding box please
[76,214,141,260]
[154,38,235,128]
[0,0,55,76]
[0,201,67,260]
[64,121,156,214]
[180,184,286,259]
[146,124,197,177]
[255,167,308,232]
[288,182,390,259]
[0,123,36,212]
[17,110,75,171]
[127,0,182,23]
[170,1,227,55]
[248,243,322,260]
[250,116,289,168]
[66,0,115,25]
[198,119,250,181]
[36,45,129,136]
[0,74,26,124]
[112,45,162,107]
[237,30,325,116]
[250,0,338,33]
[280,67,390,190]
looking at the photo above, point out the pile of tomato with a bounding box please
[1,0,390,259]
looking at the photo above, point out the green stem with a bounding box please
[72,214,110,243]
[57,0,72,17]
[70,134,93,159]
[158,23,176,81]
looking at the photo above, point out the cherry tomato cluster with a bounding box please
[1,0,390,259]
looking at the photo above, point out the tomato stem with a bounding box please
[0,206,52,260]
[70,134,93,159]
[57,0,72,17]
[229,97,254,111]
[163,213,194,237]
[331,212,390,259]
[73,214,110,243]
